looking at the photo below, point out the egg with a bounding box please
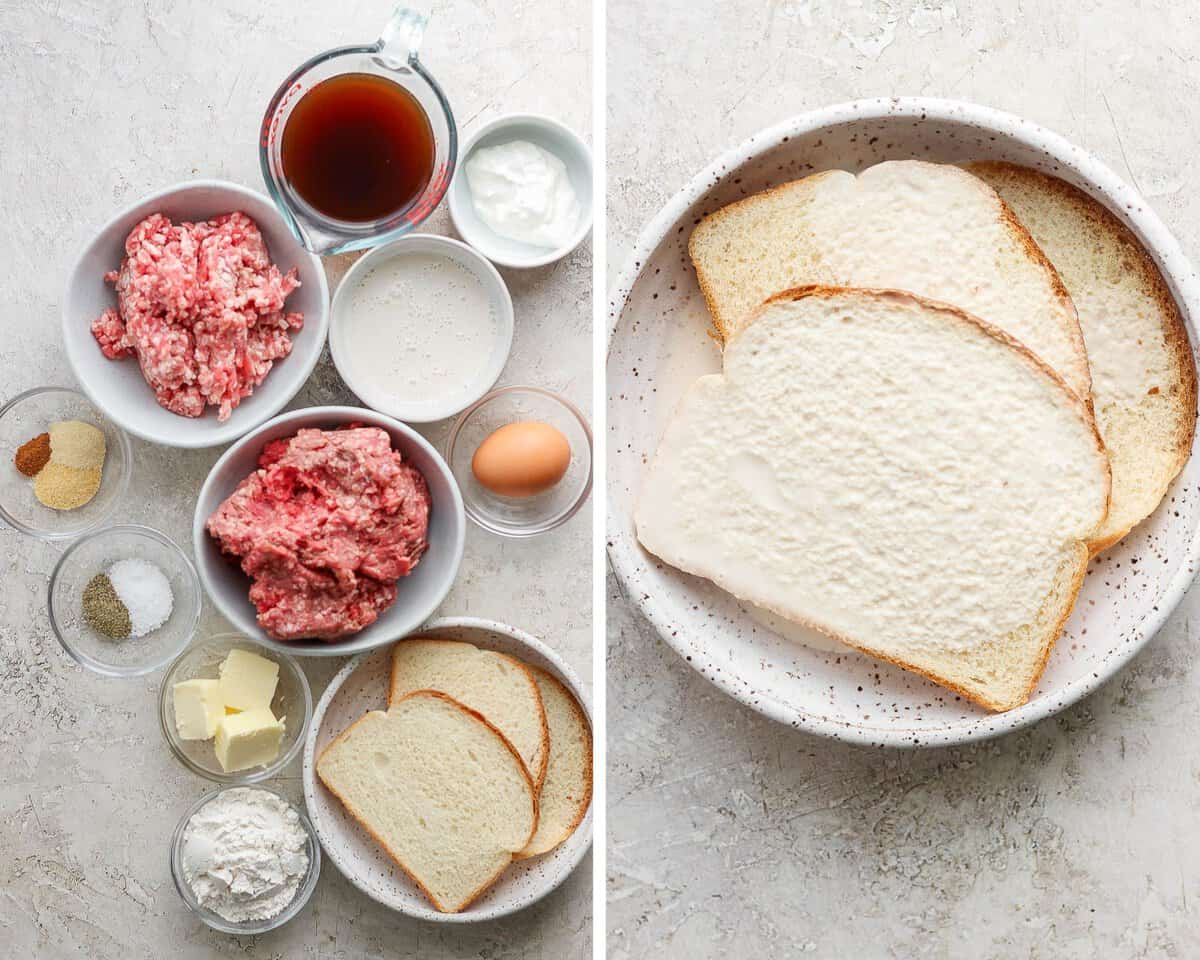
[471,421,571,498]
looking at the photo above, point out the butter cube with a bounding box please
[214,708,285,772]
[218,649,280,711]
[173,679,224,740]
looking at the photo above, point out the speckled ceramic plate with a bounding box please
[302,616,593,922]
[607,97,1200,748]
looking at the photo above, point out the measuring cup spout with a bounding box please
[377,7,427,69]
[281,212,343,257]
[258,5,455,256]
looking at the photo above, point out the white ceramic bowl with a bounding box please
[192,406,465,657]
[62,180,329,449]
[329,234,514,423]
[302,616,593,922]
[608,96,1200,748]
[448,113,593,269]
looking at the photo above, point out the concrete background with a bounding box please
[607,1,1200,957]
[0,2,591,957]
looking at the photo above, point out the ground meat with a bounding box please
[206,427,431,641]
[90,212,303,421]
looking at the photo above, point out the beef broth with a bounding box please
[280,73,435,223]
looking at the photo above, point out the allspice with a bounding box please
[14,432,51,476]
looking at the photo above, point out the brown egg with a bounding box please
[471,421,571,498]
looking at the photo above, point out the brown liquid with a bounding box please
[280,73,435,223]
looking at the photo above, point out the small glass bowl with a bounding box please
[169,784,321,934]
[159,633,312,784]
[48,524,201,677]
[445,385,593,538]
[0,386,131,541]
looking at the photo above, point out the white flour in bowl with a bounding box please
[181,787,309,923]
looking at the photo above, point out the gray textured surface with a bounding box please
[607,1,1200,957]
[0,2,591,957]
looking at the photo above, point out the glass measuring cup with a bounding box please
[259,8,457,256]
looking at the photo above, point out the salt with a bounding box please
[107,558,173,637]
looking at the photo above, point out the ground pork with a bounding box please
[91,211,303,421]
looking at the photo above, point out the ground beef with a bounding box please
[90,212,303,421]
[206,426,431,641]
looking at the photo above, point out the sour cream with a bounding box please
[464,140,581,249]
[336,249,505,419]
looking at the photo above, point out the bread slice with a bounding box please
[688,160,1092,400]
[316,690,537,913]
[389,639,549,790]
[968,162,1197,550]
[635,287,1111,712]
[515,667,592,858]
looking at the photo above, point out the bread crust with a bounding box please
[513,666,594,859]
[968,161,1198,553]
[992,196,1094,406]
[316,689,539,914]
[688,162,1094,401]
[388,636,552,791]
[688,170,841,343]
[734,545,1088,713]
[717,285,1112,713]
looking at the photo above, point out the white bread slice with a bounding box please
[389,639,549,790]
[688,160,1092,400]
[316,690,537,914]
[635,287,1111,712]
[515,667,592,858]
[968,162,1197,551]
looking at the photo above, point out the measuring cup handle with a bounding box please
[377,7,427,66]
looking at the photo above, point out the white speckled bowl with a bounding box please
[192,406,465,657]
[62,180,329,449]
[607,97,1200,748]
[302,616,593,922]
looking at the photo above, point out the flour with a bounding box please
[181,787,309,923]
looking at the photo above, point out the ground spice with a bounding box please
[82,573,131,640]
[48,420,106,470]
[34,462,102,510]
[14,432,51,476]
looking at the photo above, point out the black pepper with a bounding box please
[82,573,131,640]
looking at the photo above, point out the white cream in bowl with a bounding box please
[330,235,514,424]
[464,140,582,249]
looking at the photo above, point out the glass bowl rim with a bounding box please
[47,523,200,677]
[0,385,132,542]
[257,42,459,256]
[168,782,322,934]
[158,631,314,784]
[444,384,593,538]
